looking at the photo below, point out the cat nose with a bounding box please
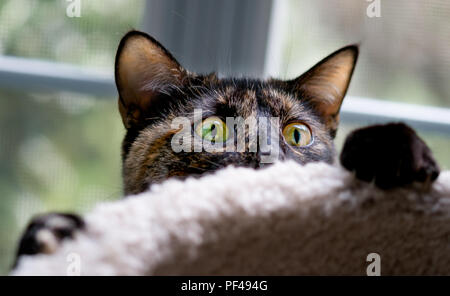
[254,120,281,165]
[253,150,278,169]
[256,161,271,169]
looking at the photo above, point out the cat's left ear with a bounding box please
[288,45,358,137]
[115,31,186,128]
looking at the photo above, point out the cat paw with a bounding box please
[14,213,84,267]
[340,123,440,190]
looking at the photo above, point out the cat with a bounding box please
[13,30,440,267]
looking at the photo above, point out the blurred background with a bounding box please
[0,0,449,273]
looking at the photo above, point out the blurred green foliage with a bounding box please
[281,0,450,108]
[0,0,144,70]
[0,0,144,274]
[0,90,124,272]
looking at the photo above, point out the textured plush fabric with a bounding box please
[11,161,450,275]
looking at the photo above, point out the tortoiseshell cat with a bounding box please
[13,31,440,266]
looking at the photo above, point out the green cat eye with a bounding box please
[195,116,229,143]
[282,123,312,147]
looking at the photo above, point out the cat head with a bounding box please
[115,30,358,195]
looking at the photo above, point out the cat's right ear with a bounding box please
[115,31,186,128]
[287,45,358,138]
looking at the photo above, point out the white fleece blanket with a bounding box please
[11,161,450,275]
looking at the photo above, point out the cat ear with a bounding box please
[289,45,358,137]
[115,31,186,128]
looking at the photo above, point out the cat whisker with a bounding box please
[144,117,163,121]
[187,165,209,172]
[202,159,222,168]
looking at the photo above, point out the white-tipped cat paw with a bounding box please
[14,213,84,266]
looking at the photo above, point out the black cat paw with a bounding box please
[13,213,84,268]
[340,123,440,190]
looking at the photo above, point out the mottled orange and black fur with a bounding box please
[14,30,440,265]
[116,31,358,195]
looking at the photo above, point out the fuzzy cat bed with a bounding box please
[11,161,450,275]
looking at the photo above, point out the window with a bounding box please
[266,0,450,168]
[0,0,144,273]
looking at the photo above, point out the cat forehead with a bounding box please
[191,78,310,120]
